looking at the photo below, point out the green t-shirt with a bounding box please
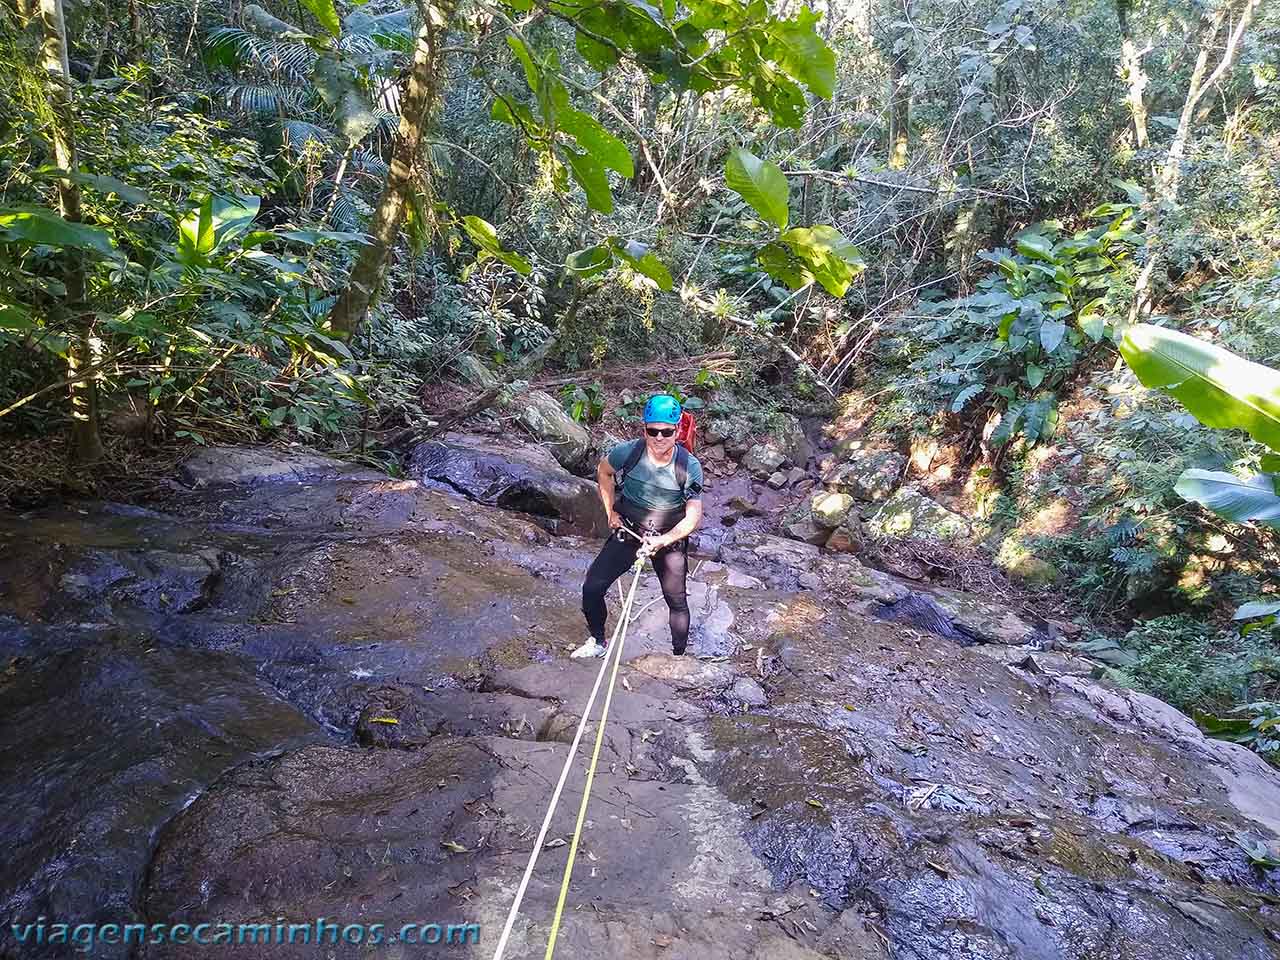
[607,439,704,511]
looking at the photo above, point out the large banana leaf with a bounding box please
[1175,468,1280,528]
[1120,324,1280,453]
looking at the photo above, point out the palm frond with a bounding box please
[350,149,389,176]
[221,83,303,116]
[281,119,337,152]
[205,27,313,81]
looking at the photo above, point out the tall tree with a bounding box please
[1116,0,1150,150]
[1130,0,1262,319]
[886,1,912,169]
[38,0,104,462]
[327,2,452,338]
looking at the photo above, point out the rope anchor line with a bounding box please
[491,542,649,960]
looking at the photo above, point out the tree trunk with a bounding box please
[887,27,911,169]
[327,5,451,337]
[1130,0,1259,319]
[39,0,104,463]
[127,0,145,63]
[1116,0,1149,149]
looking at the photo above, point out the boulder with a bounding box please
[704,414,752,448]
[180,446,382,487]
[786,466,808,486]
[822,447,905,502]
[869,487,972,541]
[629,653,738,692]
[453,354,501,390]
[766,470,788,490]
[744,443,787,477]
[729,677,768,707]
[815,555,909,604]
[824,514,866,555]
[925,585,1040,644]
[771,413,812,468]
[408,434,608,536]
[721,531,821,577]
[1004,553,1060,586]
[811,491,854,529]
[511,389,591,472]
[781,501,832,547]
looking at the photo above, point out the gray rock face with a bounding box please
[730,677,768,706]
[869,486,972,540]
[772,413,812,468]
[511,388,592,472]
[409,433,608,536]
[811,491,854,529]
[744,443,787,477]
[781,500,833,547]
[180,445,383,487]
[453,353,501,390]
[924,584,1040,644]
[822,447,905,502]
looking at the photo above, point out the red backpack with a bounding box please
[675,410,697,453]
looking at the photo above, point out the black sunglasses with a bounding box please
[645,427,676,438]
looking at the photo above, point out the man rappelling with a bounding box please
[572,394,705,659]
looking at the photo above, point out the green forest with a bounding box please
[1,0,1278,761]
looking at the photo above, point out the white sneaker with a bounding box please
[570,638,607,659]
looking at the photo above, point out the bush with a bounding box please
[1103,615,1279,718]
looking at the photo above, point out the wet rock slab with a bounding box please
[0,637,319,959]
[1,444,1279,960]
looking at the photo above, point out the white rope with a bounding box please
[489,558,646,960]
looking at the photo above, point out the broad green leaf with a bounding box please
[770,11,836,99]
[507,36,540,91]
[1015,231,1055,261]
[0,302,33,329]
[558,109,633,177]
[177,196,215,267]
[613,239,672,290]
[779,224,864,297]
[576,31,619,71]
[620,0,666,28]
[951,382,984,412]
[301,0,341,37]
[725,148,789,230]
[1040,318,1066,353]
[1078,313,1105,343]
[209,194,261,249]
[35,168,150,205]
[0,205,116,256]
[1119,324,1280,453]
[1233,600,1280,620]
[562,147,613,213]
[1026,364,1045,388]
[757,241,813,290]
[1174,469,1280,528]
[566,244,613,277]
[243,250,308,275]
[1262,453,1280,472]
[462,216,532,274]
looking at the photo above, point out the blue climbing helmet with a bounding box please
[643,394,682,425]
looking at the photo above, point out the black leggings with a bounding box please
[582,530,689,654]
